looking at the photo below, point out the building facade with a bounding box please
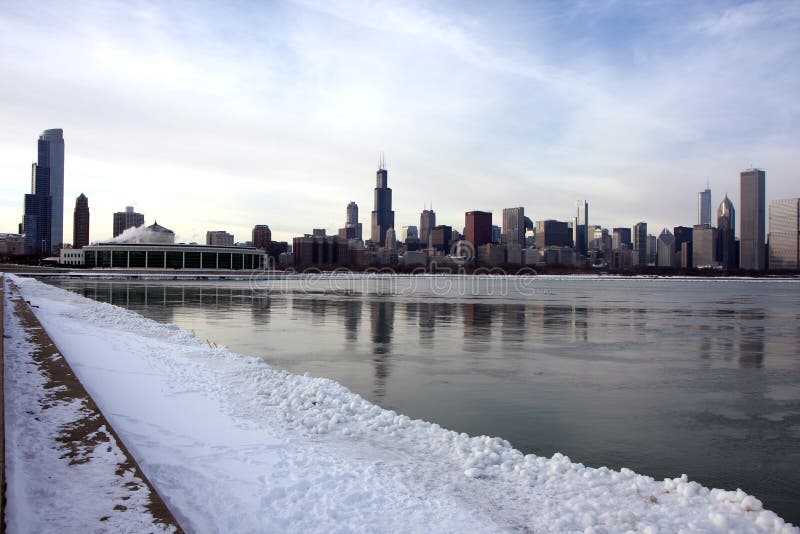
[23,128,64,255]
[346,201,362,240]
[692,224,718,268]
[536,220,572,248]
[717,195,737,270]
[429,225,452,253]
[252,225,272,250]
[740,169,766,270]
[768,197,800,271]
[465,211,492,249]
[633,222,648,266]
[83,243,265,270]
[503,207,525,246]
[573,200,589,255]
[698,184,712,226]
[370,160,395,246]
[400,226,418,242]
[113,206,145,237]
[206,230,235,246]
[73,193,90,249]
[657,228,675,267]
[612,227,632,250]
[420,209,436,247]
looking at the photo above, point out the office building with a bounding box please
[740,169,766,270]
[73,193,90,249]
[633,222,648,265]
[717,195,737,270]
[370,157,395,246]
[429,225,452,253]
[400,226,418,242]
[698,182,712,226]
[465,211,492,249]
[491,225,502,244]
[503,207,525,246]
[385,227,397,250]
[536,220,572,248]
[612,227,632,250]
[420,209,436,247]
[657,228,675,267]
[346,201,362,240]
[692,224,718,268]
[23,129,64,255]
[768,198,800,270]
[206,230,235,246]
[293,235,350,268]
[252,225,272,250]
[573,200,589,254]
[113,206,145,237]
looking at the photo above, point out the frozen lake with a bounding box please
[44,275,800,523]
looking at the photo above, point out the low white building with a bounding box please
[59,248,85,265]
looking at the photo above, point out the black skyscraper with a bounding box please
[370,156,394,246]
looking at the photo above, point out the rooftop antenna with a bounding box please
[706,177,710,189]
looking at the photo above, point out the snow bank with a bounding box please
[3,278,175,533]
[8,274,798,533]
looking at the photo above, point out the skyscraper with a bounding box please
[716,195,737,270]
[740,169,766,270]
[656,228,675,267]
[633,222,648,265]
[692,225,718,268]
[768,198,800,271]
[503,207,525,246]
[698,182,712,226]
[113,206,145,237]
[23,128,64,255]
[612,227,632,250]
[573,200,589,254]
[346,201,362,240]
[370,157,394,246]
[73,193,90,249]
[420,208,436,247]
[536,220,572,248]
[252,225,272,250]
[465,211,492,249]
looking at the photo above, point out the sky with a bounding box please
[1,0,798,244]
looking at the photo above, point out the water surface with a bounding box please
[44,275,800,522]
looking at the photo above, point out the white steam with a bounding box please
[103,225,174,244]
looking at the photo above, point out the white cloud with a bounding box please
[0,0,798,245]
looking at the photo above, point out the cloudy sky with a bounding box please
[1,0,798,244]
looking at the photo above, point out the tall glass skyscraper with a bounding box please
[23,128,64,255]
[370,157,394,246]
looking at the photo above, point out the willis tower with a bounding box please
[371,155,394,246]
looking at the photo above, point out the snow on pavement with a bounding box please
[9,274,799,533]
[3,277,177,533]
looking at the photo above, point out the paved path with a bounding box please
[2,276,182,532]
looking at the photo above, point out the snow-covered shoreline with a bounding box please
[6,273,798,532]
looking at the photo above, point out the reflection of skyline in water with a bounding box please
[46,278,800,523]
[76,282,778,375]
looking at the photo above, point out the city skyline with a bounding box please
[1,1,799,244]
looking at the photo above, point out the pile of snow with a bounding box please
[3,279,175,532]
[7,274,797,532]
